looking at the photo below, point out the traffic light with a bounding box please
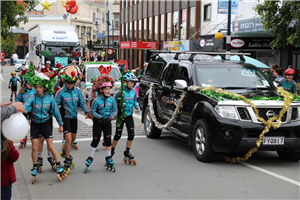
[113,41,117,48]
[87,40,92,49]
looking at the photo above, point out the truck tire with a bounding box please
[192,119,218,162]
[144,106,161,138]
[277,151,300,161]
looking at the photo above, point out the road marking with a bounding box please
[13,135,147,146]
[240,162,300,187]
[53,112,141,128]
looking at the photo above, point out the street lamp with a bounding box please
[215,0,231,59]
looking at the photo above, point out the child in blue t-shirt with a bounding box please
[8,72,21,102]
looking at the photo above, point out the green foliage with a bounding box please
[1,0,38,53]
[1,33,19,55]
[255,0,300,49]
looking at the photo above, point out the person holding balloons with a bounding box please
[1,102,26,199]
[22,63,67,183]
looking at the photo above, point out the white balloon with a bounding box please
[2,113,29,142]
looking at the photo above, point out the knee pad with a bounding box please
[128,130,135,141]
[104,135,111,146]
[91,137,100,148]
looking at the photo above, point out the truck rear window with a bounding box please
[145,61,164,80]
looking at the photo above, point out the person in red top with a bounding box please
[41,61,51,73]
[1,137,19,200]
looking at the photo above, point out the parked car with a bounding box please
[15,59,26,72]
[139,52,300,162]
[80,62,121,98]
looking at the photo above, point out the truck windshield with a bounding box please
[86,67,120,83]
[44,46,80,65]
[195,64,272,89]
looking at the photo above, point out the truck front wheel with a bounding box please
[192,119,218,162]
[277,151,300,161]
[144,106,161,138]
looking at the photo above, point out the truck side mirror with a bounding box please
[174,79,187,90]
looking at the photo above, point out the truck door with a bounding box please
[157,63,180,123]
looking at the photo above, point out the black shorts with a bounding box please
[31,120,52,140]
[11,86,17,91]
[63,118,78,134]
[39,118,53,137]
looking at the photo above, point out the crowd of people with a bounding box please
[1,61,140,199]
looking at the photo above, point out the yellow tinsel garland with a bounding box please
[148,84,294,163]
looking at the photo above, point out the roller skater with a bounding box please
[84,65,117,173]
[16,74,36,149]
[8,71,21,102]
[23,63,67,183]
[111,66,139,166]
[55,64,88,174]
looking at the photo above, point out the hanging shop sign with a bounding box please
[190,36,223,51]
[226,37,273,49]
[120,41,157,49]
[163,40,189,51]
[232,18,263,33]
[218,0,239,14]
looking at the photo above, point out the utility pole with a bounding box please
[112,20,114,61]
[107,10,109,61]
[226,0,232,60]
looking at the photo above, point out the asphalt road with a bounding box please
[1,65,300,199]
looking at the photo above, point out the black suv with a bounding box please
[139,52,300,162]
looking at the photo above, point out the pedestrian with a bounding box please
[10,56,13,66]
[16,71,36,149]
[8,71,21,102]
[141,62,148,76]
[55,64,88,173]
[84,66,117,172]
[41,61,51,73]
[23,63,67,181]
[278,67,298,95]
[111,69,139,165]
[274,68,284,82]
[270,64,279,82]
[1,102,24,198]
[135,64,141,77]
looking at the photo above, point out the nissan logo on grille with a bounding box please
[266,110,275,118]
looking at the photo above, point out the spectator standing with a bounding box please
[274,68,284,82]
[270,64,279,82]
[141,62,148,76]
[10,56,13,66]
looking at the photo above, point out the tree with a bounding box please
[1,0,38,54]
[255,0,300,50]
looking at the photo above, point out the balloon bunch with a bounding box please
[62,0,78,14]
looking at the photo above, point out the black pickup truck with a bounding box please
[139,52,300,162]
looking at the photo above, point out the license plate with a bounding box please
[263,137,284,145]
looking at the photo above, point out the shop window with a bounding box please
[204,4,211,21]
[189,7,195,39]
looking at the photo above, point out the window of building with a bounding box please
[160,14,164,41]
[114,14,119,28]
[204,4,211,21]
[181,9,186,40]
[144,18,147,40]
[154,16,158,41]
[167,13,171,40]
[139,19,142,40]
[93,12,96,22]
[149,17,152,40]
[189,6,195,39]
[173,11,179,40]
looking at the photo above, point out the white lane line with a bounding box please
[240,162,300,187]
[52,119,59,128]
[77,113,93,126]
[13,135,147,146]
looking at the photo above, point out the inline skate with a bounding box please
[56,164,67,181]
[31,166,38,184]
[84,157,93,173]
[104,156,116,172]
[123,151,136,165]
[37,157,43,173]
[19,136,27,149]
[47,157,56,171]
[71,140,78,150]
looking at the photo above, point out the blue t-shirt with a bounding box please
[9,77,20,87]
[280,79,297,93]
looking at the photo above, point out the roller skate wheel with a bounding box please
[84,166,89,173]
[75,146,78,150]
[19,145,22,149]
[32,176,35,184]
[71,161,75,168]
[112,165,116,172]
[24,144,27,147]
[59,152,64,158]
[65,168,70,174]
[52,165,56,171]
[133,159,136,165]
[128,160,132,164]
[123,157,127,163]
[38,166,42,173]
[57,174,62,181]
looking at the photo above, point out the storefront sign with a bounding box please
[218,0,239,14]
[120,41,157,49]
[232,18,263,33]
[225,37,273,49]
[163,41,189,51]
[190,36,223,51]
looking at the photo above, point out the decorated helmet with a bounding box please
[10,71,16,75]
[137,74,143,79]
[124,71,138,82]
[46,60,51,64]
[91,75,99,83]
[90,65,115,98]
[285,68,295,75]
[58,64,84,83]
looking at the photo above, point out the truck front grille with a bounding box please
[291,107,298,120]
[256,108,287,122]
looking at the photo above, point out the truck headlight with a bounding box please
[215,106,238,120]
